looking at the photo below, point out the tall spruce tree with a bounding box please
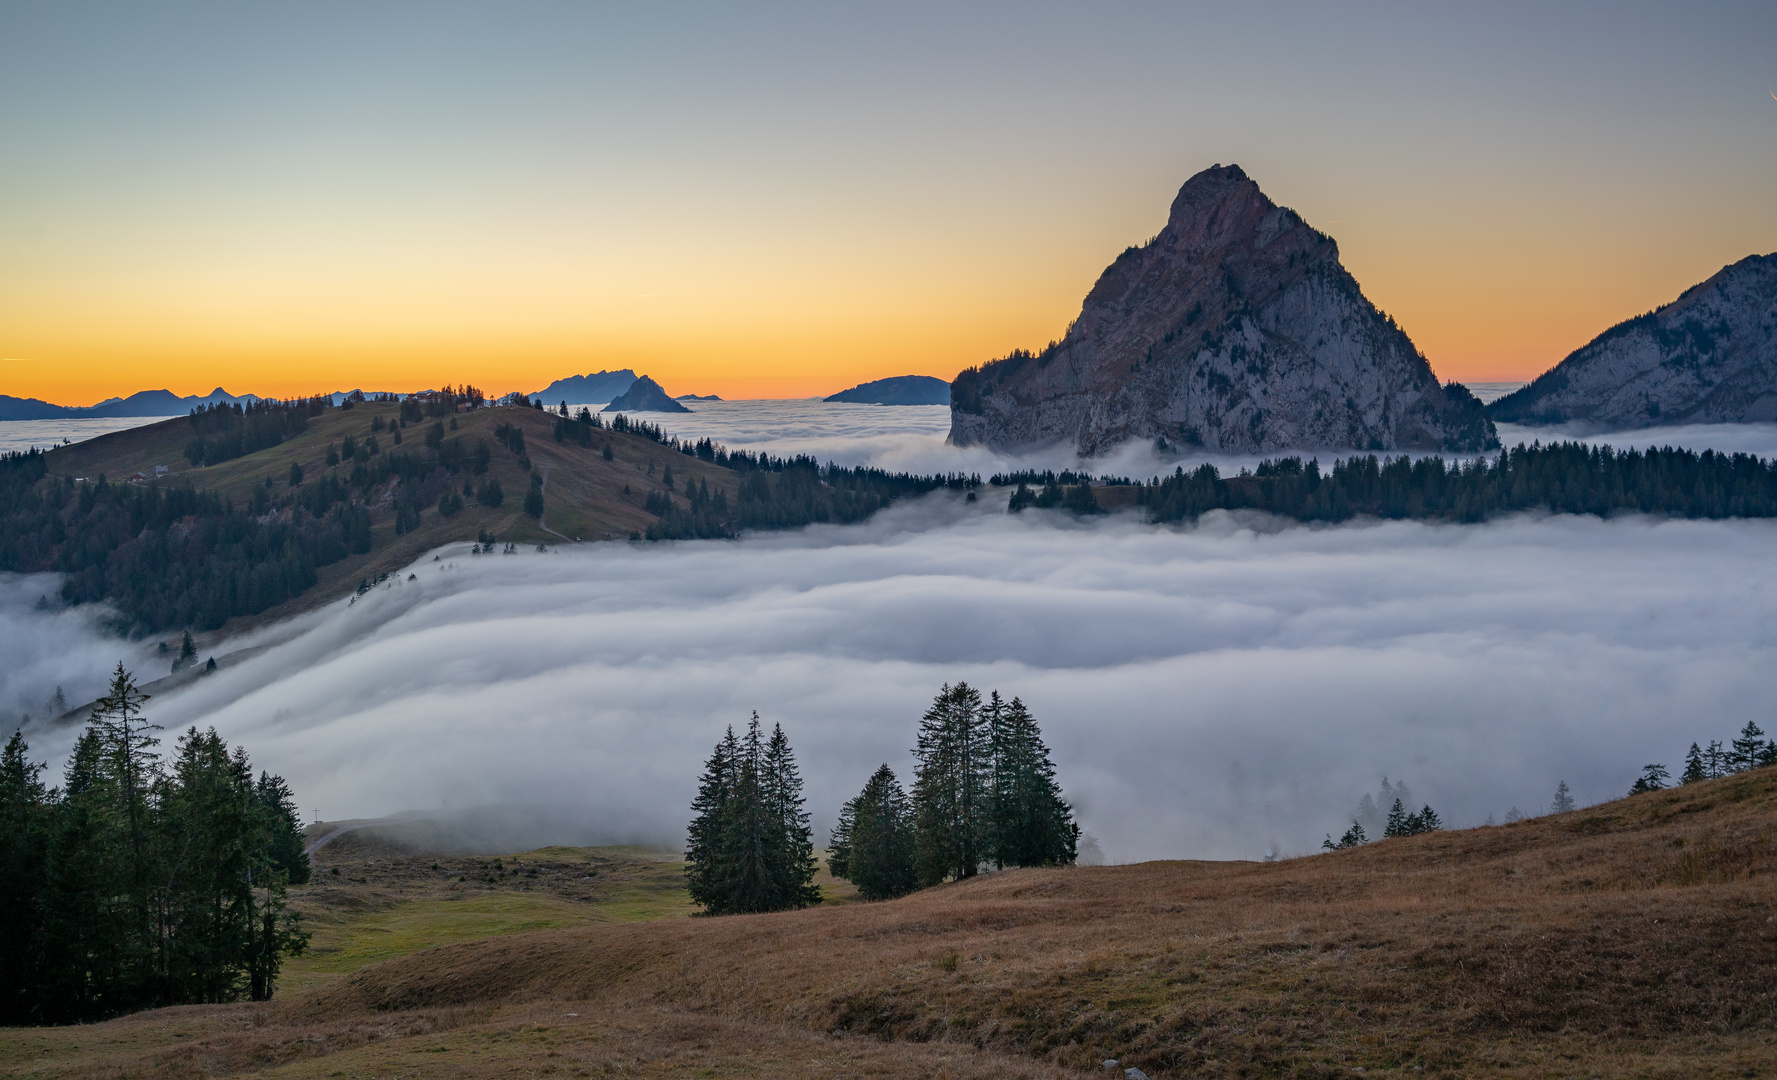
[1681,742,1707,784]
[761,722,822,910]
[986,694,1077,868]
[828,764,918,901]
[684,726,740,912]
[1730,722,1768,773]
[911,682,991,885]
[683,715,818,915]
[0,732,49,1024]
[1551,780,1575,814]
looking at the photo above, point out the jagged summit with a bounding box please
[950,164,1495,456]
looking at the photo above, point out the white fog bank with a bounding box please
[11,498,1775,862]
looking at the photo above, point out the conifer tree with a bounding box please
[911,682,991,885]
[1551,780,1575,814]
[1413,805,1442,832]
[761,722,822,910]
[0,732,48,1024]
[1322,821,1366,851]
[829,764,918,901]
[1384,797,1410,837]
[1703,740,1728,779]
[683,715,818,915]
[1681,742,1706,784]
[684,726,738,912]
[986,693,1077,868]
[1730,722,1768,773]
[1629,763,1670,794]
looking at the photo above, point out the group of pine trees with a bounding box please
[1324,776,1443,850]
[683,713,823,915]
[1632,721,1777,794]
[0,666,310,1025]
[685,684,1077,915]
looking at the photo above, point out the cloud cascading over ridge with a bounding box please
[9,492,1773,862]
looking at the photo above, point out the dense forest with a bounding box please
[1128,442,1777,524]
[0,666,310,1025]
[0,388,510,633]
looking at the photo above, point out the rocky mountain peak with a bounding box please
[950,165,1494,456]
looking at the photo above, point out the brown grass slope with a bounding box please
[42,402,737,633]
[5,770,1772,1079]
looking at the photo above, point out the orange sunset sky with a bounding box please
[3,4,1775,406]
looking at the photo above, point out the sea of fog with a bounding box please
[0,416,182,455]
[5,398,1777,862]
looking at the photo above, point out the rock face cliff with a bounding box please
[949,165,1495,455]
[1489,254,1777,427]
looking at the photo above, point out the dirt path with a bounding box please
[536,465,571,542]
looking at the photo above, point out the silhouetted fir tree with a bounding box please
[524,473,545,518]
[1551,780,1575,814]
[761,722,822,910]
[911,682,991,885]
[828,765,918,901]
[0,732,49,1024]
[1703,740,1728,779]
[1730,722,1769,773]
[683,715,817,915]
[684,726,740,912]
[1409,805,1442,832]
[986,693,1077,868]
[1681,742,1707,784]
[1322,822,1366,851]
[1629,763,1670,794]
[1384,798,1410,838]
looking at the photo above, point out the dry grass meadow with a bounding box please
[2,769,1773,1079]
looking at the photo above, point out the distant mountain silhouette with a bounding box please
[1490,253,1777,427]
[0,388,264,420]
[533,369,638,404]
[950,164,1495,455]
[825,375,950,406]
[602,375,691,413]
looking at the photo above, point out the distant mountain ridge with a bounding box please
[1489,253,1777,427]
[826,375,950,405]
[949,164,1496,455]
[532,369,638,404]
[0,388,266,421]
[602,375,690,413]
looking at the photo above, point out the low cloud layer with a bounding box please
[6,404,1776,862]
[12,495,1775,861]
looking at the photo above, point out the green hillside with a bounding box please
[0,395,972,640]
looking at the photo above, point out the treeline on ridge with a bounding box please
[1131,442,1777,524]
[0,386,516,632]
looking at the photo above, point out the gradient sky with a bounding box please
[3,2,1775,405]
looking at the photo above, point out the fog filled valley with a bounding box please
[7,401,1777,863]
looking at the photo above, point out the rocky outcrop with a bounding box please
[949,165,1495,455]
[825,375,950,405]
[601,375,690,413]
[1489,254,1777,427]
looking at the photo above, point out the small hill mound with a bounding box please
[602,375,690,413]
[825,375,950,405]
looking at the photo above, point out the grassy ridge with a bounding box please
[1,770,1771,1078]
